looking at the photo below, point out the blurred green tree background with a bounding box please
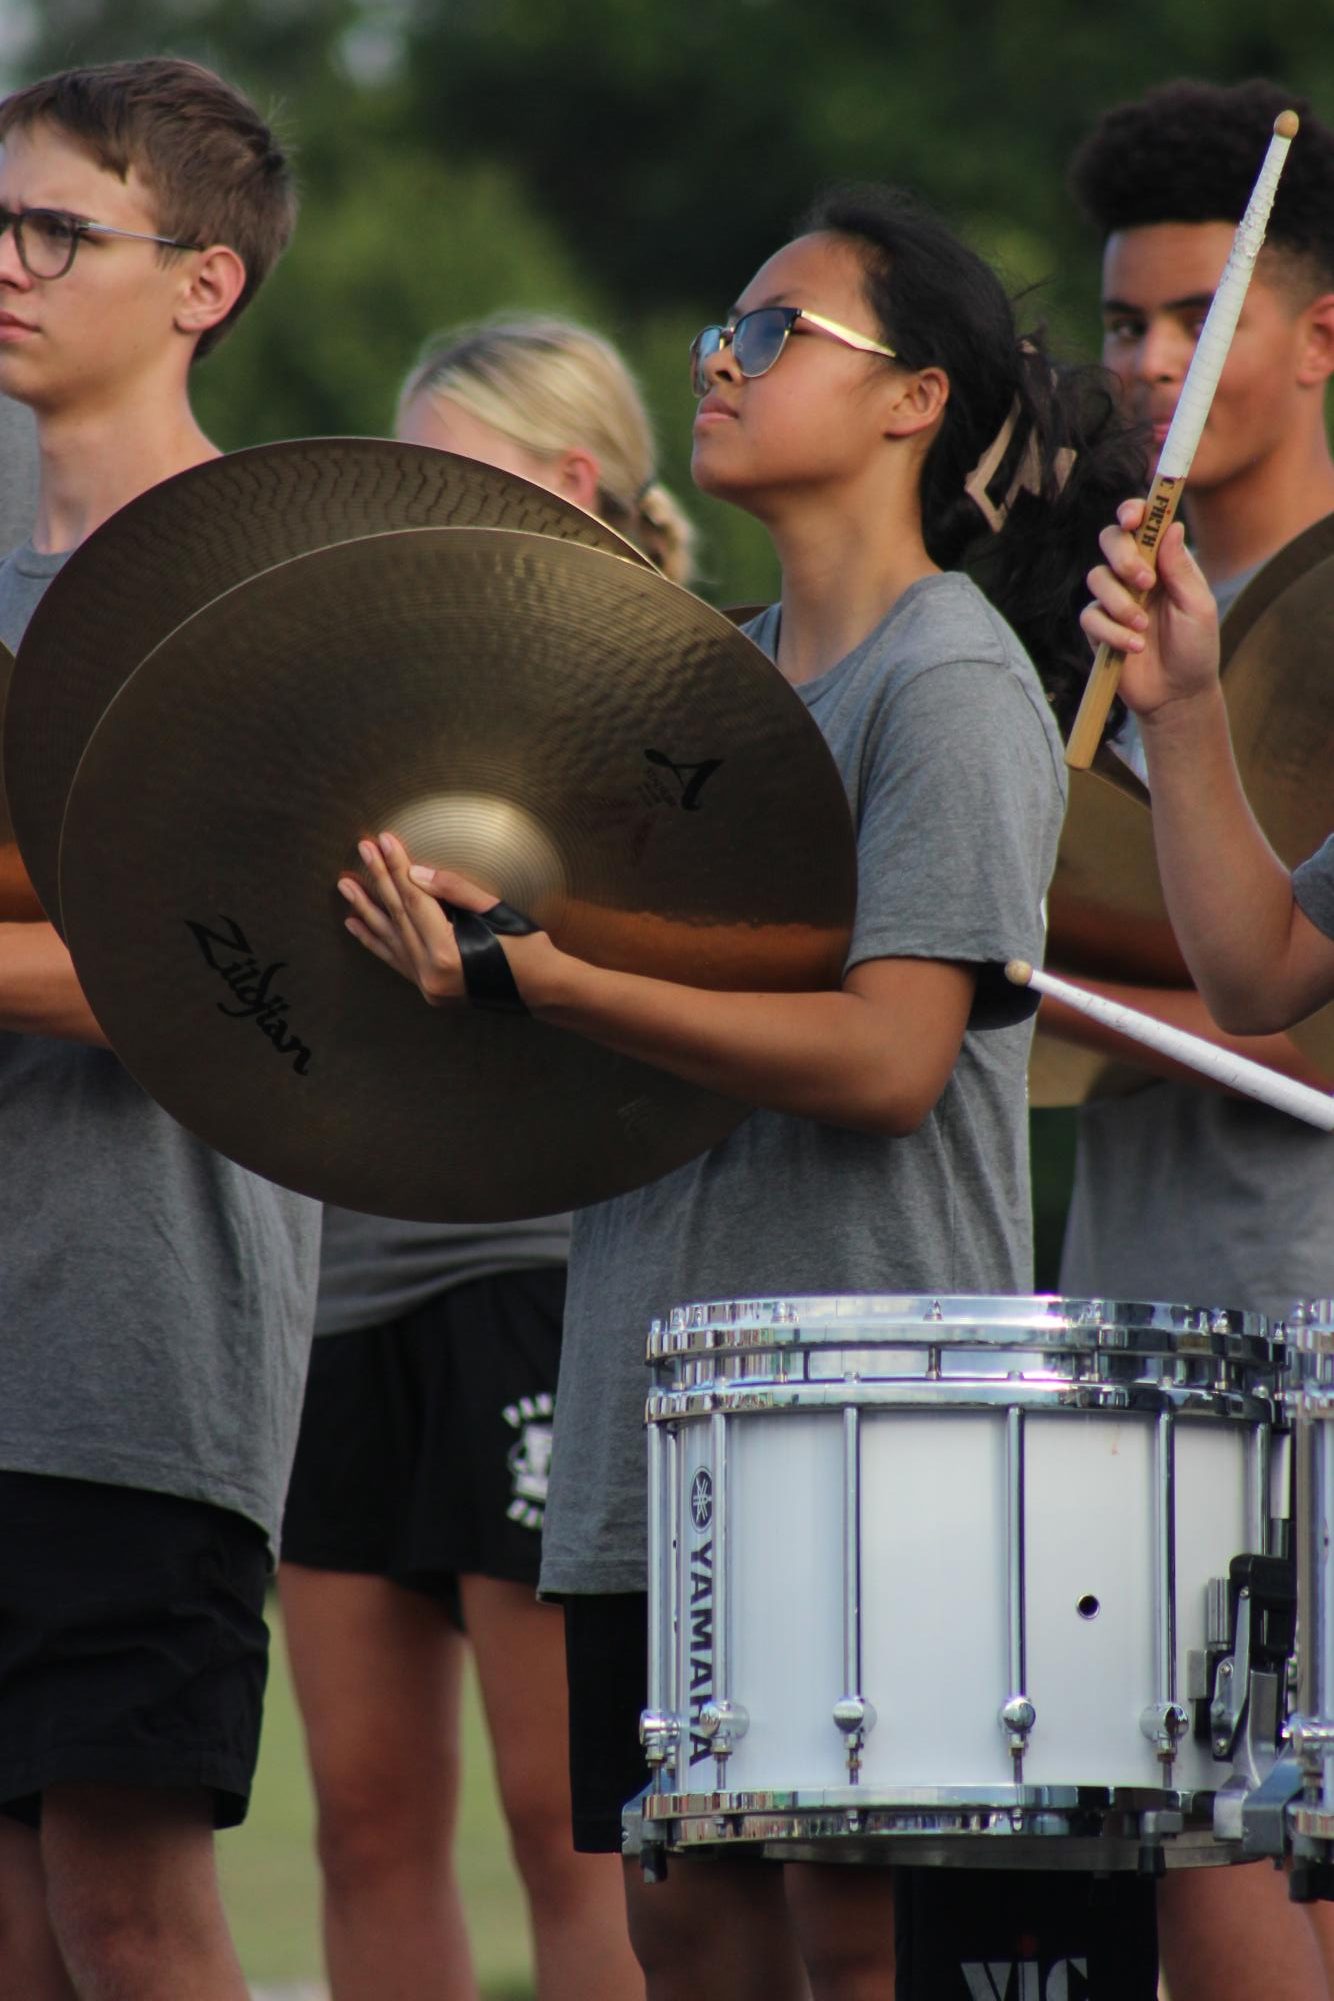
[6,0,1331,605]
[3,0,1329,1277]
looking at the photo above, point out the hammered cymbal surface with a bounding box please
[1029,758,1181,1108]
[6,438,646,930]
[1220,512,1334,1072]
[58,528,855,1221]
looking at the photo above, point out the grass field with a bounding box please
[219,1602,536,1999]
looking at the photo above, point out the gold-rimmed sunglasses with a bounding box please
[690,306,897,397]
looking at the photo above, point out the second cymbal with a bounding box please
[58,528,855,1221]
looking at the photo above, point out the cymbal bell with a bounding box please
[58,528,855,1221]
[5,439,647,932]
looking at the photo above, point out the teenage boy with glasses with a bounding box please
[0,58,318,2001]
[1053,77,1334,2001]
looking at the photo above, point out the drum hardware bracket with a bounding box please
[1207,1654,1284,1768]
[622,1790,670,1883]
[1289,1851,1334,1905]
[1137,1809,1183,1877]
[1231,1745,1304,1858]
[1199,1556,1296,1763]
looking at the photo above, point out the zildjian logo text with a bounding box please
[185,916,313,1075]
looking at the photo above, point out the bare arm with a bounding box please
[339,834,978,1137]
[1082,504,1334,1033]
[0,921,109,1044]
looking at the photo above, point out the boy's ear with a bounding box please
[1296,291,1334,389]
[172,243,246,344]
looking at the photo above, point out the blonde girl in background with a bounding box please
[279,315,691,2001]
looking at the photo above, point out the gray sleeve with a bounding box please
[848,658,1064,1028]
[0,399,38,557]
[1294,836,1334,943]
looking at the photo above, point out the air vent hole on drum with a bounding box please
[1076,1594,1101,1621]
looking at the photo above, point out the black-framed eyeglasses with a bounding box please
[690,305,897,398]
[0,206,204,281]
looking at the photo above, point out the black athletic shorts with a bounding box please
[0,1471,269,1829]
[563,1591,651,1853]
[281,1267,564,1626]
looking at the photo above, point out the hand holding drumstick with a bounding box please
[1080,506,1334,1035]
[1081,500,1221,717]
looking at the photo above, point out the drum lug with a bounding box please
[1290,1715,1334,1774]
[697,1698,749,1757]
[833,1694,877,1779]
[638,1708,681,1769]
[833,1694,876,1736]
[999,1694,1037,1759]
[1140,1701,1191,1761]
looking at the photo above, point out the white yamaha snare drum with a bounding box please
[635,1295,1288,1872]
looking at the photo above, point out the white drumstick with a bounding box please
[1065,110,1300,769]
[1007,959,1334,1132]
[1156,113,1298,478]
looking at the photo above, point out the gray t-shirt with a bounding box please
[1061,563,1334,1320]
[1294,837,1334,942]
[0,398,38,558]
[0,546,321,1549]
[540,574,1067,1594]
[316,1207,572,1337]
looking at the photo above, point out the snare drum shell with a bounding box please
[650,1297,1277,1811]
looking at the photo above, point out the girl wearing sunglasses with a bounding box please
[341,184,1141,1998]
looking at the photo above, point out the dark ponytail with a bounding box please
[801,184,1145,734]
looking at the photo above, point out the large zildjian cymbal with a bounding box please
[4,438,647,931]
[57,528,856,1222]
[1032,511,1334,1104]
